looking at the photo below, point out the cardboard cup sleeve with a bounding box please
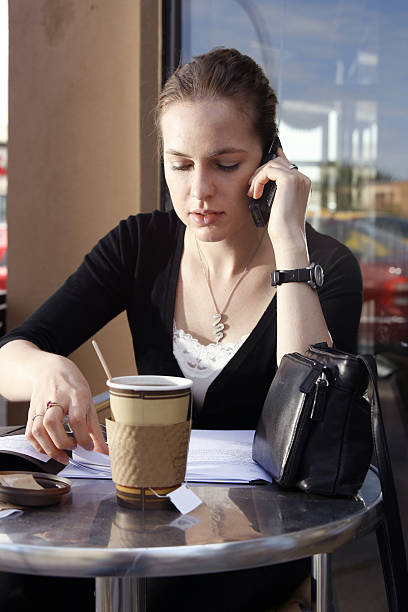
[106,419,191,489]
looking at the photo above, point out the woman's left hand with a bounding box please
[247,147,311,245]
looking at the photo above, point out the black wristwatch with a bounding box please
[271,262,324,290]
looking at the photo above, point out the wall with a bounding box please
[7,0,161,423]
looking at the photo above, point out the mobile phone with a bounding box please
[249,137,280,227]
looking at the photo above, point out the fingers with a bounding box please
[27,392,95,463]
[27,402,73,464]
[66,395,95,451]
[247,156,305,200]
[87,400,109,455]
[23,355,105,463]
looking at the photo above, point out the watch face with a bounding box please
[314,264,324,287]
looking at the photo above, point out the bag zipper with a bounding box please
[291,354,329,414]
[292,352,317,365]
[282,354,328,483]
[310,371,329,420]
[283,390,314,483]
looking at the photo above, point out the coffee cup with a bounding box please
[106,375,193,509]
[107,375,192,425]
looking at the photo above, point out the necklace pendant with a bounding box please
[212,313,225,343]
[196,231,266,347]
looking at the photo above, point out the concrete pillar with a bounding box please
[7,0,161,423]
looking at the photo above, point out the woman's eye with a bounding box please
[217,163,239,172]
[171,164,191,171]
[170,162,239,172]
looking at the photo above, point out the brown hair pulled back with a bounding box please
[156,47,278,152]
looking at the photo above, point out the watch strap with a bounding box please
[272,268,311,285]
[271,263,323,289]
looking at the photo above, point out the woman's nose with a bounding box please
[190,168,215,201]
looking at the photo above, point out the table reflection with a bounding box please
[0,476,375,553]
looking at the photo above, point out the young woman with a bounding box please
[0,48,362,611]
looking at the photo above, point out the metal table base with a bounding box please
[96,576,147,612]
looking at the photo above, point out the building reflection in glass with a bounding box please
[181,0,408,356]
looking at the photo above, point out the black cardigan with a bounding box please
[0,210,364,609]
[0,210,363,429]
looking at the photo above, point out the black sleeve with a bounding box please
[308,224,363,354]
[0,216,142,356]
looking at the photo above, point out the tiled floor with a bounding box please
[331,362,408,611]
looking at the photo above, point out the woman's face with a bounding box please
[161,98,263,242]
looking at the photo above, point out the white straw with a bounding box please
[91,340,112,381]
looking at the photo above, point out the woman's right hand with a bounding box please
[25,351,108,464]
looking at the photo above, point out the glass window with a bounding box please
[0,0,7,302]
[181,0,408,354]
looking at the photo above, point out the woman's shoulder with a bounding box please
[306,221,362,290]
[118,208,181,236]
[306,221,359,266]
[84,209,183,271]
[97,209,183,255]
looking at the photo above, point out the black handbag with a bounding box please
[252,342,408,611]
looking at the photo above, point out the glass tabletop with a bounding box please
[0,468,382,578]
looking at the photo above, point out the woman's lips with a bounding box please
[190,211,223,226]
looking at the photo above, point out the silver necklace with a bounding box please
[195,231,266,343]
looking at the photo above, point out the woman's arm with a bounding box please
[0,217,140,461]
[271,224,332,364]
[0,339,107,462]
[248,148,332,363]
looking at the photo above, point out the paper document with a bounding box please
[0,434,51,462]
[65,445,112,478]
[186,430,272,483]
[0,430,272,484]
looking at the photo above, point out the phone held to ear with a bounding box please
[249,136,281,227]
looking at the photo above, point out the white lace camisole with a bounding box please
[173,322,249,408]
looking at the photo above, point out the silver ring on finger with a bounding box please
[289,163,298,170]
[32,412,46,422]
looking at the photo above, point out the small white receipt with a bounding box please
[167,484,202,514]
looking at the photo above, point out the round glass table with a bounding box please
[0,470,383,612]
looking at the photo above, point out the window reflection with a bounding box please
[181,0,408,353]
[0,0,7,310]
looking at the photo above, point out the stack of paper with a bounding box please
[186,430,272,483]
[0,430,272,484]
[67,445,111,478]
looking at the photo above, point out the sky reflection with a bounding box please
[182,0,408,181]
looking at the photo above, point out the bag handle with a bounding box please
[358,354,408,611]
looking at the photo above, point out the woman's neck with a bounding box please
[184,224,272,278]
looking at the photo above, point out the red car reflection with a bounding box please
[0,223,7,290]
[359,262,408,349]
[0,249,6,290]
[309,214,408,350]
